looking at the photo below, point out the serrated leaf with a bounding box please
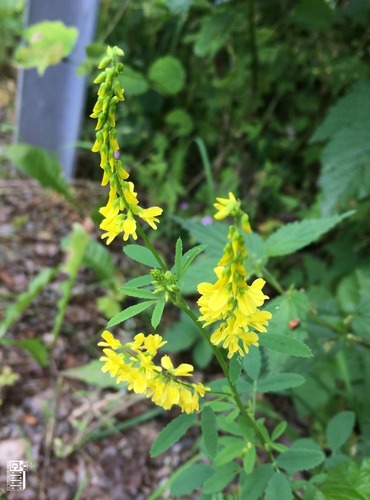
[327,411,355,453]
[0,267,57,337]
[170,463,213,496]
[14,20,78,74]
[150,413,196,457]
[123,245,162,268]
[120,287,155,300]
[194,9,238,57]
[107,300,155,328]
[320,458,370,499]
[264,212,354,257]
[148,56,185,95]
[151,299,165,329]
[259,334,312,357]
[63,360,125,389]
[180,244,207,278]
[265,472,293,500]
[201,406,218,459]
[258,373,305,393]
[5,144,75,203]
[202,462,240,494]
[277,440,325,473]
[173,216,228,256]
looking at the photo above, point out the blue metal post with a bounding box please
[15,0,100,179]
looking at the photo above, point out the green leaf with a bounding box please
[193,337,214,369]
[150,413,196,457]
[180,244,207,279]
[170,463,213,496]
[124,275,153,288]
[165,108,194,136]
[63,360,126,389]
[151,299,165,329]
[214,437,245,467]
[259,334,312,357]
[202,462,240,494]
[201,406,218,459]
[0,267,57,337]
[258,373,305,393]
[194,9,238,57]
[327,411,355,453]
[5,144,75,203]
[175,237,183,279]
[229,355,242,384]
[265,472,293,500]
[163,311,199,353]
[123,245,162,268]
[148,56,185,95]
[14,20,78,74]
[311,82,370,214]
[293,0,335,32]
[119,65,149,96]
[243,443,257,474]
[276,440,325,473]
[240,465,274,500]
[264,212,354,257]
[107,300,155,328]
[120,287,155,300]
[15,338,48,367]
[53,224,90,338]
[82,239,117,282]
[320,458,370,499]
[242,346,261,380]
[272,421,288,441]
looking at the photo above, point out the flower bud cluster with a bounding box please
[99,330,209,413]
[197,194,272,358]
[91,46,163,244]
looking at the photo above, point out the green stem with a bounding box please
[262,267,286,295]
[177,297,277,467]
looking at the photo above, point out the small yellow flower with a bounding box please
[98,330,122,349]
[214,192,240,220]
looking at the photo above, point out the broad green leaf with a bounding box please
[14,20,78,74]
[15,338,48,367]
[0,267,57,337]
[175,237,183,279]
[265,472,293,500]
[326,411,355,453]
[151,299,165,329]
[148,56,185,95]
[311,82,370,214]
[119,65,149,96]
[120,287,155,300]
[5,144,75,203]
[165,108,194,136]
[229,355,242,384]
[202,462,240,494]
[150,413,196,457]
[201,406,218,459]
[107,300,155,328]
[264,212,354,257]
[83,239,117,282]
[123,245,162,268]
[162,311,199,353]
[193,336,213,369]
[259,334,312,357]
[170,463,213,496]
[277,440,325,473]
[194,9,238,57]
[53,224,89,338]
[258,373,305,393]
[320,458,370,499]
[242,346,261,380]
[63,360,126,389]
[240,464,274,500]
[173,217,228,257]
[180,253,218,295]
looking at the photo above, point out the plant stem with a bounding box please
[262,267,286,295]
[248,0,258,101]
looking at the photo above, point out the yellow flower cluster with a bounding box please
[91,46,163,244]
[197,193,272,358]
[99,331,209,413]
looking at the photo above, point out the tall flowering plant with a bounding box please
[90,47,319,498]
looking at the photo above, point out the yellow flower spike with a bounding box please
[98,330,122,350]
[214,192,240,220]
[144,334,167,354]
[122,212,137,241]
